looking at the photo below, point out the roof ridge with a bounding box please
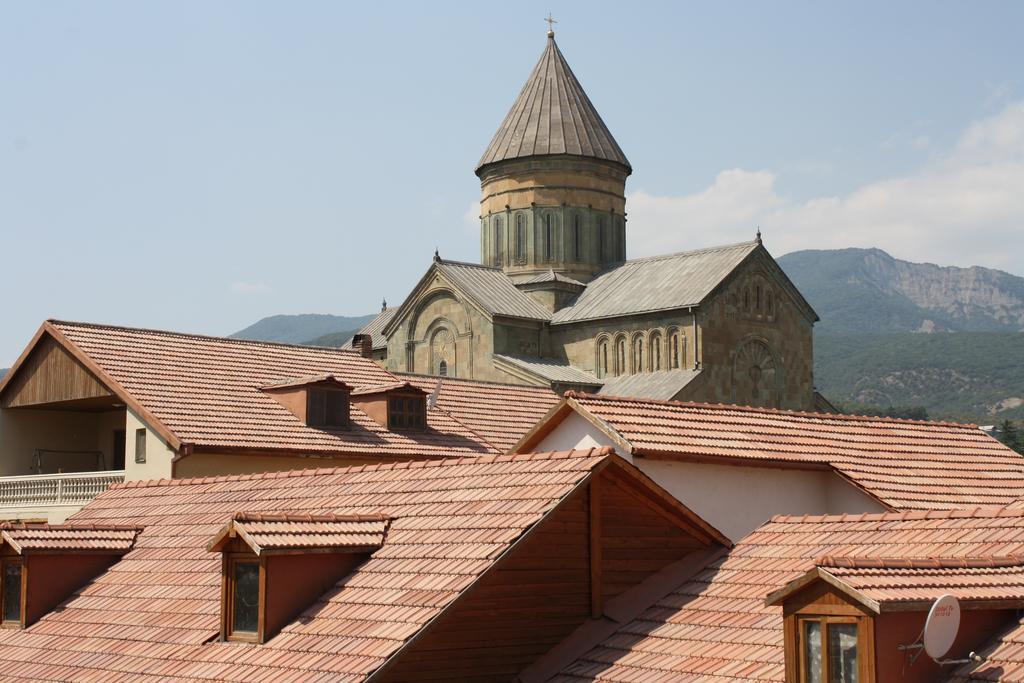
[769,506,1024,524]
[48,319,369,356]
[436,259,504,272]
[612,240,761,267]
[818,555,1024,570]
[232,512,392,523]
[110,446,617,490]
[394,372,559,393]
[565,391,981,430]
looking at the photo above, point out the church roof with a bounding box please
[551,240,762,324]
[597,369,702,401]
[438,260,553,320]
[476,34,630,174]
[493,354,602,388]
[349,306,398,350]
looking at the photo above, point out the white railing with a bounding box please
[0,470,126,508]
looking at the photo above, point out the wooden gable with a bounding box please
[0,334,113,409]
[370,461,727,682]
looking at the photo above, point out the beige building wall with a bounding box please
[0,408,124,476]
[176,452,391,479]
[533,413,886,541]
[124,409,174,481]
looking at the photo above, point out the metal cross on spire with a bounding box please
[545,13,557,36]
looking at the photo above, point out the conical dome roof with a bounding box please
[476,34,631,174]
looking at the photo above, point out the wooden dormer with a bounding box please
[350,381,427,431]
[261,375,351,429]
[765,556,1024,683]
[0,523,140,628]
[207,513,390,643]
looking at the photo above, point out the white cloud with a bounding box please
[627,101,1024,273]
[463,201,480,235]
[228,281,273,295]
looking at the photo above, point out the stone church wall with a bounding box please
[692,258,815,411]
[552,312,697,377]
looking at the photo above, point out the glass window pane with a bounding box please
[232,561,260,634]
[803,620,822,683]
[828,623,858,683]
[3,562,22,623]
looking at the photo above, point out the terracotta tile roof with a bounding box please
[47,320,496,459]
[209,513,392,555]
[824,563,1024,608]
[553,507,1024,682]
[561,393,1024,509]
[0,523,140,554]
[949,618,1024,681]
[350,381,424,396]
[398,373,559,452]
[0,448,614,682]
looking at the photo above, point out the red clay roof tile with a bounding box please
[565,393,1024,510]
[0,447,614,681]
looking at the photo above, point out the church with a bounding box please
[357,28,820,411]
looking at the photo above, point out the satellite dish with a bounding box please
[924,594,961,659]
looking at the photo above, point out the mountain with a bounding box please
[779,248,1024,423]
[816,331,1024,423]
[304,329,363,347]
[231,314,376,345]
[0,368,6,380]
[778,248,1024,334]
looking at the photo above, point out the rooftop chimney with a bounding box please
[352,334,373,359]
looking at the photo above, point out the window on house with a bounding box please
[226,557,261,640]
[438,360,448,377]
[597,217,606,260]
[134,428,146,464]
[544,214,553,261]
[597,339,610,378]
[574,215,582,260]
[307,389,349,428]
[388,395,426,430]
[650,334,662,371]
[669,332,680,369]
[615,338,626,376]
[632,337,644,373]
[1,560,22,625]
[799,617,860,683]
[756,285,762,311]
[495,217,504,264]
[515,214,526,262]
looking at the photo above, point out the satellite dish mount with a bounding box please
[897,594,983,667]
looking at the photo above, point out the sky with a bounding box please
[2,1,1023,365]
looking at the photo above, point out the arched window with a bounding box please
[544,214,554,261]
[597,217,606,261]
[615,336,626,376]
[494,217,504,265]
[743,288,751,312]
[515,214,527,262]
[649,332,662,371]
[766,289,775,316]
[596,337,610,379]
[632,335,644,373]
[573,214,582,261]
[616,217,625,261]
[669,330,680,369]
[755,284,762,312]
[438,360,448,377]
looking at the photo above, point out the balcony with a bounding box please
[0,470,126,523]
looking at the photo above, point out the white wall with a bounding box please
[534,413,887,541]
[534,411,616,452]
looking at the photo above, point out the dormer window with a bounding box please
[0,523,139,629]
[2,559,23,626]
[208,513,389,644]
[351,382,428,432]
[306,388,349,428]
[261,375,351,429]
[388,393,426,430]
